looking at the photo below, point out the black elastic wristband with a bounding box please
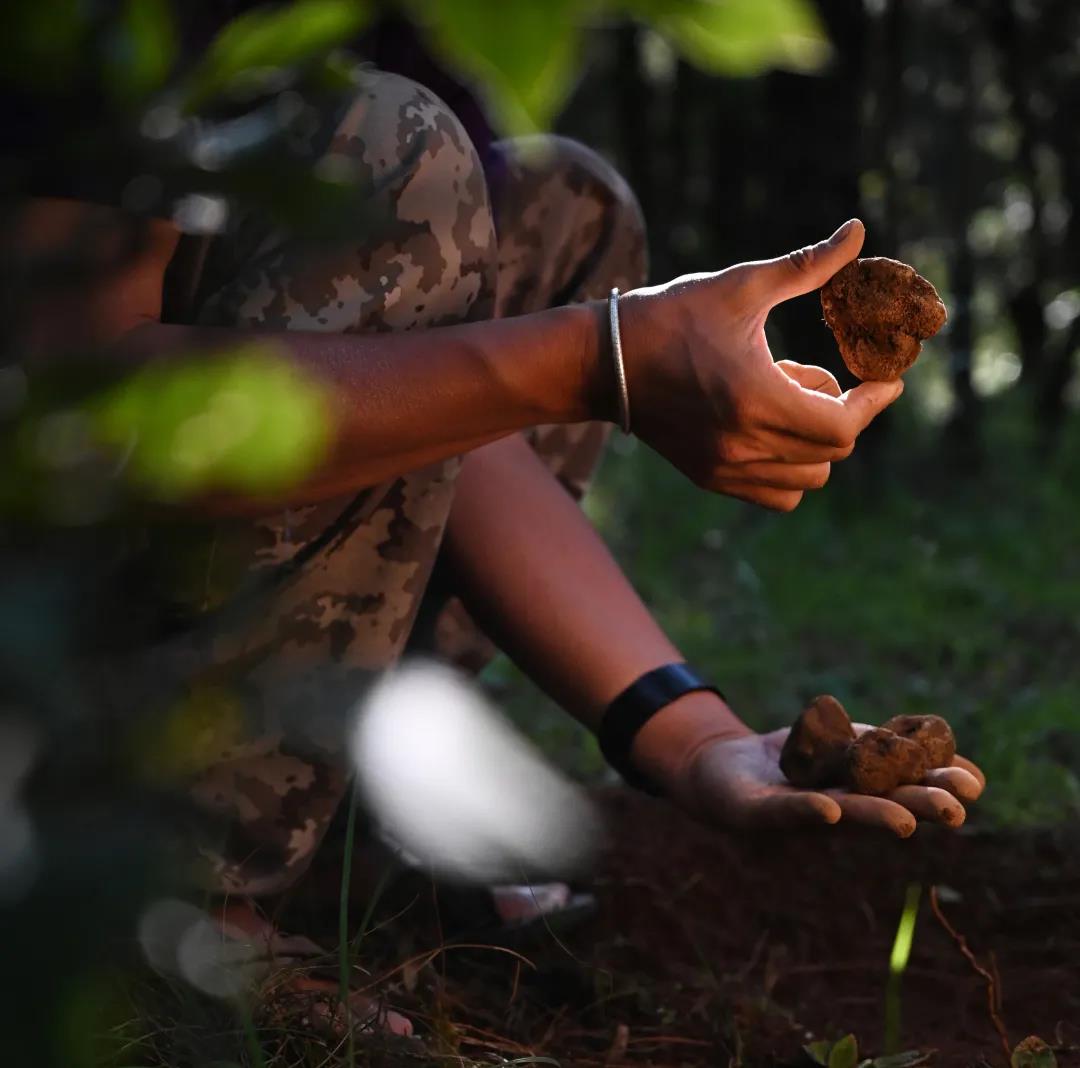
[598,663,724,796]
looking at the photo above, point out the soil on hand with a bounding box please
[821,257,947,381]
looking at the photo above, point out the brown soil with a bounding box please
[403,790,1080,1068]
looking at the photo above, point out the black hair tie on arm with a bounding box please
[597,663,724,796]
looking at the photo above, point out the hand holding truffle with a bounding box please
[616,219,904,512]
[774,695,984,836]
[655,695,983,838]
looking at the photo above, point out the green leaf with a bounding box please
[105,0,178,103]
[828,1034,860,1068]
[0,0,90,90]
[623,0,831,77]
[804,1040,833,1066]
[407,0,582,134]
[186,0,371,108]
[92,345,333,501]
[1011,1036,1058,1068]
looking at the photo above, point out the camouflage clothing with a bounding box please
[161,71,646,895]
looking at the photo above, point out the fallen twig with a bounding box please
[928,885,1011,1062]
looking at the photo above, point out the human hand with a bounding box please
[618,219,901,511]
[669,723,985,837]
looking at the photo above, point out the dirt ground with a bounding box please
[358,789,1080,1068]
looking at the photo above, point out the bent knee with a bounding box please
[497,134,648,292]
[332,71,497,321]
[334,71,485,188]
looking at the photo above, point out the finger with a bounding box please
[922,766,983,802]
[840,379,906,435]
[831,793,916,838]
[776,360,843,398]
[710,481,804,512]
[749,431,855,464]
[734,791,841,829]
[886,785,966,828]
[765,377,903,447]
[713,461,832,491]
[744,218,866,308]
[951,754,986,790]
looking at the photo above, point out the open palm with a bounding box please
[684,725,985,837]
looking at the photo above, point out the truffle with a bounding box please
[821,257,947,381]
[881,714,957,769]
[845,728,930,796]
[779,694,856,788]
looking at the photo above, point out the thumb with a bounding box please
[746,218,865,310]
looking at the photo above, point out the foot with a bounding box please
[490,882,573,924]
[216,902,413,1038]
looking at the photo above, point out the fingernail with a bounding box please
[826,218,859,246]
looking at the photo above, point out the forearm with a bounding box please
[116,306,609,509]
[13,200,613,509]
[441,435,751,787]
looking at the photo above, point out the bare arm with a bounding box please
[121,309,603,503]
[441,433,741,739]
[15,199,905,515]
[12,199,609,507]
[441,436,984,833]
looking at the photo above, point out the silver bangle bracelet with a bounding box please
[608,287,631,434]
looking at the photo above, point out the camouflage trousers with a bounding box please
[169,70,646,896]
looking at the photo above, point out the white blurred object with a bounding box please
[138,898,268,1000]
[352,661,599,883]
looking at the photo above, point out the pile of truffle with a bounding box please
[780,695,956,795]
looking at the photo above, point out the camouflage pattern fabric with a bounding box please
[164,70,646,896]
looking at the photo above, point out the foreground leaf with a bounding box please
[186,0,371,108]
[624,0,830,77]
[93,344,332,501]
[409,0,582,134]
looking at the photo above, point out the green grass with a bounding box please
[493,387,1080,827]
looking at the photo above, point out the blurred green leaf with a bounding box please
[186,0,372,108]
[624,0,831,77]
[1011,1037,1058,1068]
[408,0,582,134]
[410,0,828,133]
[0,0,89,89]
[105,0,178,103]
[805,1039,833,1066]
[828,1034,859,1068]
[92,345,332,501]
